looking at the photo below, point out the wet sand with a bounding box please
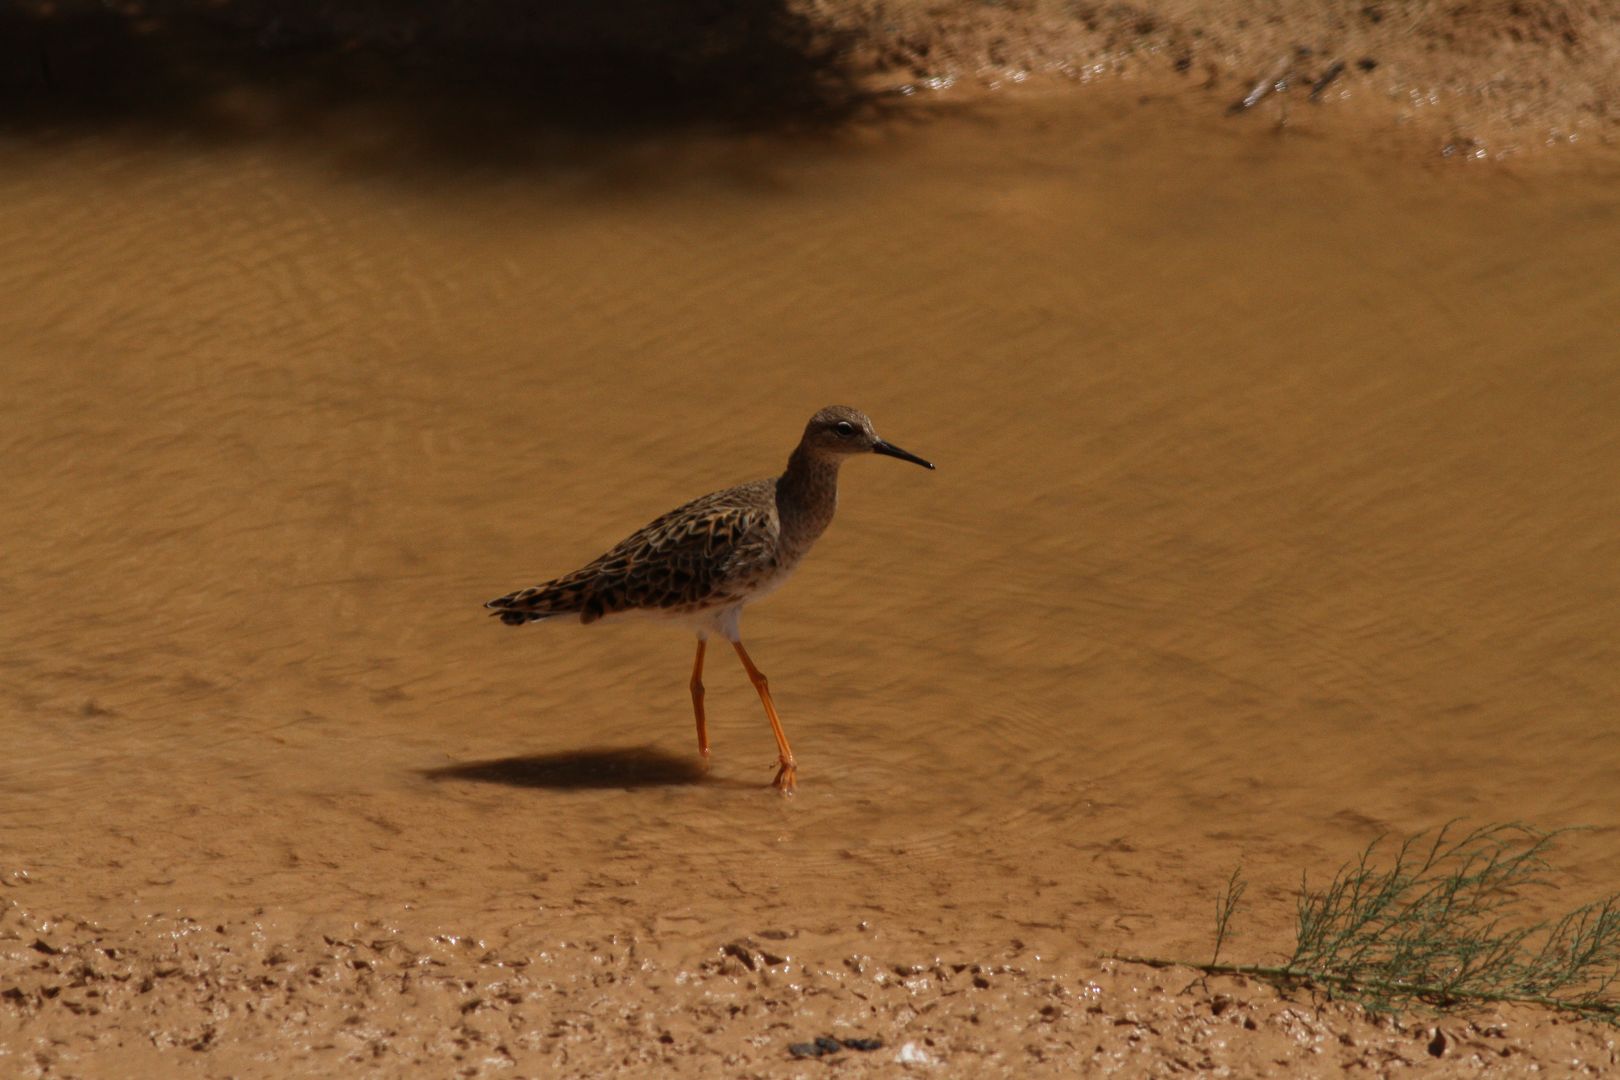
[4,69,1620,1079]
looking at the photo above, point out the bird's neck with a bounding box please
[776,444,841,554]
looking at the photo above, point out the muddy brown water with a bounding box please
[3,91,1620,1061]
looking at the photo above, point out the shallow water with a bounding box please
[3,95,1619,973]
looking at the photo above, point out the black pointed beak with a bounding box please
[872,439,935,470]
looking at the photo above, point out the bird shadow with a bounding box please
[421,744,744,791]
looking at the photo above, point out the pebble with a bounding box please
[786,1035,885,1058]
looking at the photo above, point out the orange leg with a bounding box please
[731,640,797,793]
[690,638,709,766]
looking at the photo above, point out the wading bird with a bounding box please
[486,406,934,793]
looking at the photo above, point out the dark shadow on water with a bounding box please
[423,745,732,790]
[0,0,890,171]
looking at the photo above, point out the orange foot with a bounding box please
[772,760,798,794]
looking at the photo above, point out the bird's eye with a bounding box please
[834,421,856,438]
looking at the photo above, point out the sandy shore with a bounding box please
[824,0,1620,158]
[5,897,1618,1076]
[4,0,1619,160]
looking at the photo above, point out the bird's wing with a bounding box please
[487,485,778,623]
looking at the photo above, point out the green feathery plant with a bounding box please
[1117,823,1620,1024]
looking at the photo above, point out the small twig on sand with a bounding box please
[1310,60,1347,101]
[1227,50,1298,115]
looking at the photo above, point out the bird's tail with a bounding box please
[484,576,593,626]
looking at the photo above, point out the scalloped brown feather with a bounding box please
[485,479,783,625]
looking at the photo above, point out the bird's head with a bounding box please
[801,405,934,469]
